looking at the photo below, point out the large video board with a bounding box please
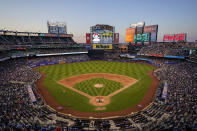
[134,33,150,42]
[91,24,114,44]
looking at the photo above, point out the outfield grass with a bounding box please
[37,61,154,112]
[73,78,123,96]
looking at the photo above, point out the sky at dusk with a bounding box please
[0,0,197,42]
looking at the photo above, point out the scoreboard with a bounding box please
[91,24,115,44]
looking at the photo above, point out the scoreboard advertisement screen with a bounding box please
[91,25,114,44]
[135,33,150,42]
[93,44,112,49]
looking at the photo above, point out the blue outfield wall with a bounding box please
[164,55,185,59]
[29,57,158,68]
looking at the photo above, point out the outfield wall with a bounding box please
[29,57,157,68]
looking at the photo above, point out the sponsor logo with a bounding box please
[163,33,186,42]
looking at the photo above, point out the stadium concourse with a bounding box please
[0,34,197,130]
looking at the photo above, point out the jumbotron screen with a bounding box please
[135,33,150,42]
[91,25,114,44]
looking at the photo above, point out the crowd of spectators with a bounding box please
[0,35,74,45]
[138,43,191,56]
[34,48,87,54]
[0,53,196,130]
[152,61,197,130]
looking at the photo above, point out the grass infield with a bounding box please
[37,61,155,112]
[73,78,123,96]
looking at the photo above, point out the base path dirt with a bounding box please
[58,73,138,107]
[36,69,159,119]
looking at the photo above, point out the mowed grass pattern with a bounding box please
[73,78,123,96]
[37,61,155,112]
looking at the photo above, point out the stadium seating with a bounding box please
[0,54,196,130]
[0,38,197,130]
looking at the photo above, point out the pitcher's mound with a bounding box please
[94,84,103,88]
[89,96,110,106]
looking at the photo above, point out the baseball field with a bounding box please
[36,61,158,118]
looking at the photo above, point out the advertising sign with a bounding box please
[144,25,158,42]
[162,82,168,99]
[136,22,145,27]
[126,28,135,42]
[92,33,101,43]
[163,33,187,42]
[93,44,112,49]
[86,33,91,44]
[92,24,113,31]
[136,27,143,34]
[102,36,113,43]
[58,26,67,34]
[135,33,150,42]
[102,33,113,37]
[151,31,157,42]
[48,26,58,34]
[144,25,158,33]
[130,24,137,28]
[114,33,119,44]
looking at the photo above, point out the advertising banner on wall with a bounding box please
[114,33,119,44]
[126,28,135,42]
[86,33,91,44]
[92,44,112,49]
